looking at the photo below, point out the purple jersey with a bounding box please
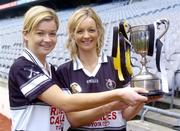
[57,53,126,131]
[8,48,66,131]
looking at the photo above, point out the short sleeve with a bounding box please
[9,58,55,101]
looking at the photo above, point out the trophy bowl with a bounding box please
[130,25,163,96]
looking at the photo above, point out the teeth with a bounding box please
[43,45,51,48]
[84,41,90,44]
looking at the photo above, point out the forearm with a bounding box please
[60,87,148,112]
[122,103,144,121]
[66,105,110,127]
[39,84,119,112]
[38,85,147,113]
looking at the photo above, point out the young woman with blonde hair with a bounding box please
[8,5,148,131]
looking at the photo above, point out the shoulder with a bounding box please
[57,60,73,72]
[104,55,114,67]
[9,56,42,76]
[10,57,33,71]
[11,56,38,68]
[107,55,113,61]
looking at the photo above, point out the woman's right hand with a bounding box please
[117,87,148,106]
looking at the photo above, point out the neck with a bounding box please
[79,50,99,72]
[38,57,46,67]
[29,49,46,66]
[41,59,49,73]
[36,55,47,70]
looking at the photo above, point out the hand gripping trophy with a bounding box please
[129,19,169,96]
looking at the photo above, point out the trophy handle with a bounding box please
[155,18,169,39]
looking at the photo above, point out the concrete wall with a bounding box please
[0,79,10,118]
[127,120,175,131]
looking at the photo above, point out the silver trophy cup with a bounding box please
[129,19,169,96]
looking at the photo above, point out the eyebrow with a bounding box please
[35,29,57,32]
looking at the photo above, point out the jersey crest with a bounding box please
[106,79,116,89]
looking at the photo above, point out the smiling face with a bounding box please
[24,19,57,61]
[74,17,99,54]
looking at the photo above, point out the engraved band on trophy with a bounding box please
[129,19,169,96]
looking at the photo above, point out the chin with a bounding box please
[42,50,51,55]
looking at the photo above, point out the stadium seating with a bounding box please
[0,0,180,94]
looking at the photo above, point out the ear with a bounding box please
[23,31,29,41]
[71,33,75,39]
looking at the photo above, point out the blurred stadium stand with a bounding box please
[0,0,115,19]
[0,0,180,130]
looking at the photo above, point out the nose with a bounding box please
[43,34,51,42]
[83,31,90,38]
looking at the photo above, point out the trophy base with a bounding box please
[131,73,163,97]
[139,90,164,97]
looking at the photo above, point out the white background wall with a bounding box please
[0,79,10,118]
